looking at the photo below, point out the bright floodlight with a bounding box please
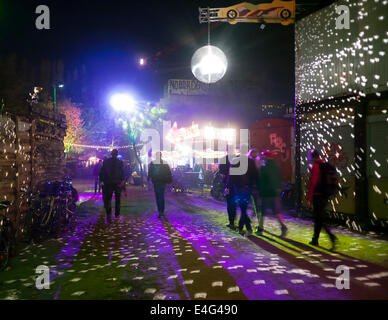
[204,126,216,139]
[223,128,236,143]
[139,58,145,66]
[110,94,136,113]
[191,45,227,84]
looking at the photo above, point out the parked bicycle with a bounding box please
[22,177,78,243]
[211,171,226,202]
[170,168,188,193]
[281,182,295,209]
[21,185,59,243]
[57,177,78,231]
[0,201,15,271]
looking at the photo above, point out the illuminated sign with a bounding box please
[166,122,201,144]
[166,123,236,145]
[167,79,208,96]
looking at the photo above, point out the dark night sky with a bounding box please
[0,0,296,127]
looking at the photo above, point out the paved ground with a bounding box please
[1,179,388,300]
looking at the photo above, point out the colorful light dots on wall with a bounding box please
[296,0,387,105]
[296,1,388,218]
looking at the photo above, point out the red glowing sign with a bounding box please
[166,122,201,144]
[269,133,290,162]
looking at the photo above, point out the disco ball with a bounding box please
[191,45,228,84]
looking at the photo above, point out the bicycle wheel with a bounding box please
[47,199,62,238]
[31,220,45,243]
[30,201,46,243]
[34,203,52,242]
[55,199,64,231]
[65,201,76,226]
[0,236,10,271]
[22,208,35,243]
[0,218,11,270]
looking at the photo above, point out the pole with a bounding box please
[53,86,57,112]
[294,106,302,215]
[207,7,211,89]
[354,98,369,231]
[207,7,210,45]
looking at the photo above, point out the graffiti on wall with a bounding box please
[269,133,290,162]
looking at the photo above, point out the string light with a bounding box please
[65,143,137,150]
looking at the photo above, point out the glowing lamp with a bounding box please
[204,126,216,139]
[110,94,136,113]
[191,45,227,84]
[223,128,236,143]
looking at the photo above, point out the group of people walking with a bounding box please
[219,147,338,249]
[221,148,287,237]
[95,150,172,222]
[96,147,338,250]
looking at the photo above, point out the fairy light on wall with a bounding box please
[0,109,68,236]
[296,0,387,103]
[0,115,17,207]
[299,105,356,215]
[0,115,32,236]
[295,0,388,225]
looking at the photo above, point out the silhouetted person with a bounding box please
[219,153,236,230]
[307,149,338,249]
[99,149,125,221]
[225,149,258,236]
[122,161,132,196]
[93,160,102,194]
[247,148,263,233]
[258,150,287,237]
[148,152,172,218]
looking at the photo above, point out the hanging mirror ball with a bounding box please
[191,45,228,84]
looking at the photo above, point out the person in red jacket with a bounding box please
[306,149,338,249]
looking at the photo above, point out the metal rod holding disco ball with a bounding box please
[191,7,227,84]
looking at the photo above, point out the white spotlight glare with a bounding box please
[110,94,136,113]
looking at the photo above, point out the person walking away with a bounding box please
[99,156,107,192]
[148,152,172,218]
[93,160,102,194]
[257,150,287,237]
[122,162,133,197]
[225,150,258,236]
[306,149,339,250]
[247,148,263,231]
[219,153,236,230]
[99,149,125,222]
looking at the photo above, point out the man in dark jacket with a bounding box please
[219,153,236,230]
[148,151,172,218]
[248,148,262,230]
[258,150,287,237]
[93,160,102,194]
[225,151,258,236]
[99,149,125,221]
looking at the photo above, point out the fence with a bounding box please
[0,103,67,238]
